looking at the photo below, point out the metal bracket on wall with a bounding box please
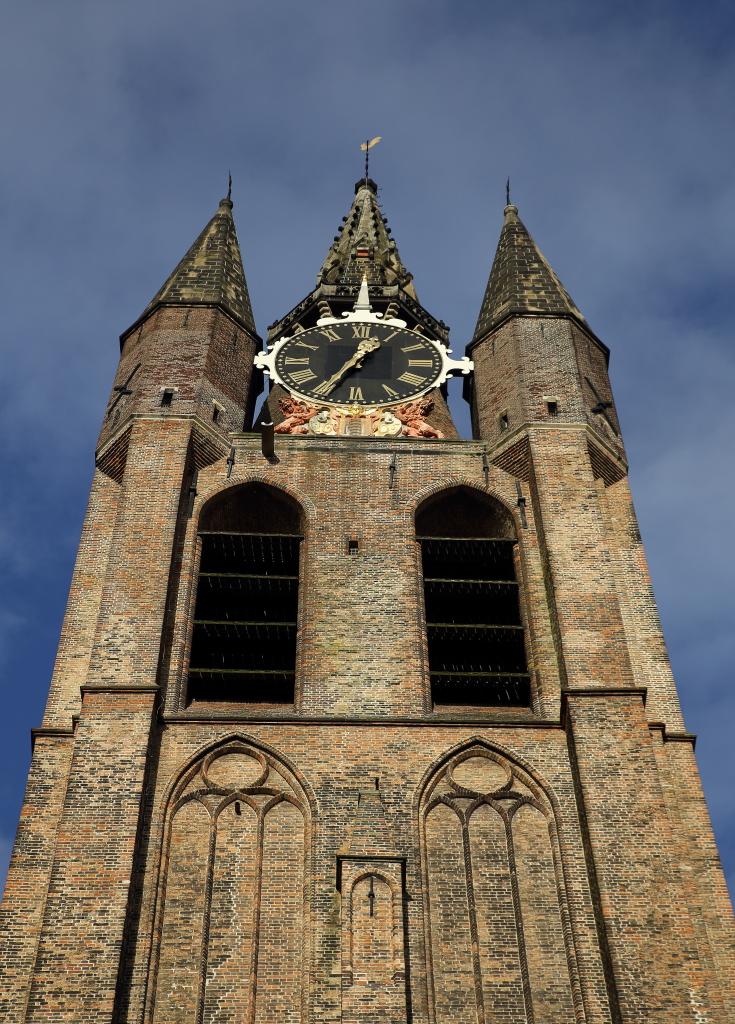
[261,421,278,463]
[482,449,490,488]
[515,479,528,529]
[186,470,198,518]
[226,446,236,478]
[388,453,397,489]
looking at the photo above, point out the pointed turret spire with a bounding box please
[317,178,416,299]
[473,201,587,342]
[141,193,256,333]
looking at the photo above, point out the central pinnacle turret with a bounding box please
[262,174,457,437]
[317,178,416,298]
[268,177,447,344]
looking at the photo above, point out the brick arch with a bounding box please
[195,473,318,530]
[196,478,305,534]
[409,476,522,538]
[418,739,585,1024]
[146,735,313,1024]
[348,866,401,898]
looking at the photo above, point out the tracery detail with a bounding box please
[149,741,309,1024]
[420,745,580,1024]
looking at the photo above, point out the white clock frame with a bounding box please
[255,279,472,405]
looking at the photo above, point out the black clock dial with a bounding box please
[273,321,443,406]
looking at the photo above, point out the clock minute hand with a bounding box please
[322,338,380,395]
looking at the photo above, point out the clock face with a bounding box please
[273,321,444,407]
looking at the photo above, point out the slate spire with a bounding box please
[142,194,256,333]
[317,178,417,299]
[473,202,587,342]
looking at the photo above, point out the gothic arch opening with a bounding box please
[187,482,303,705]
[149,739,310,1024]
[419,743,578,1024]
[415,486,530,707]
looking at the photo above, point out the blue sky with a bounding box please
[1,0,733,895]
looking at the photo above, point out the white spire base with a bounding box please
[354,275,372,313]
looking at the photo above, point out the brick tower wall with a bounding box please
[1,250,734,1022]
[2,422,734,1022]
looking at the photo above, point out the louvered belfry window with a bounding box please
[187,484,302,705]
[417,487,530,707]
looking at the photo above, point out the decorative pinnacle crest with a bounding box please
[316,158,415,296]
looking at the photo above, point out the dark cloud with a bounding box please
[1,0,733,893]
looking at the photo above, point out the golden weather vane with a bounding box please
[360,136,382,181]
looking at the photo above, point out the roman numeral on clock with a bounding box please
[294,341,319,351]
[408,359,433,367]
[285,357,310,365]
[351,324,372,338]
[348,386,364,400]
[321,328,340,342]
[401,343,425,352]
[311,380,334,396]
[289,369,317,384]
[398,371,427,386]
[382,384,400,399]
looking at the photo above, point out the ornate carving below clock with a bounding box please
[275,395,444,439]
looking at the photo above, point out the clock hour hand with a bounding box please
[321,338,380,396]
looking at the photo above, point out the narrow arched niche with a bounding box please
[415,486,530,708]
[187,483,304,706]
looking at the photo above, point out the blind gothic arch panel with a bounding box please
[419,741,582,1024]
[147,738,311,1024]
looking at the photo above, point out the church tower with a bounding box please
[0,176,733,1024]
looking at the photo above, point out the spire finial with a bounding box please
[359,136,382,183]
[506,177,510,207]
[227,171,232,201]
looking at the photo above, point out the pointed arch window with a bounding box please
[186,483,302,705]
[416,487,530,707]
